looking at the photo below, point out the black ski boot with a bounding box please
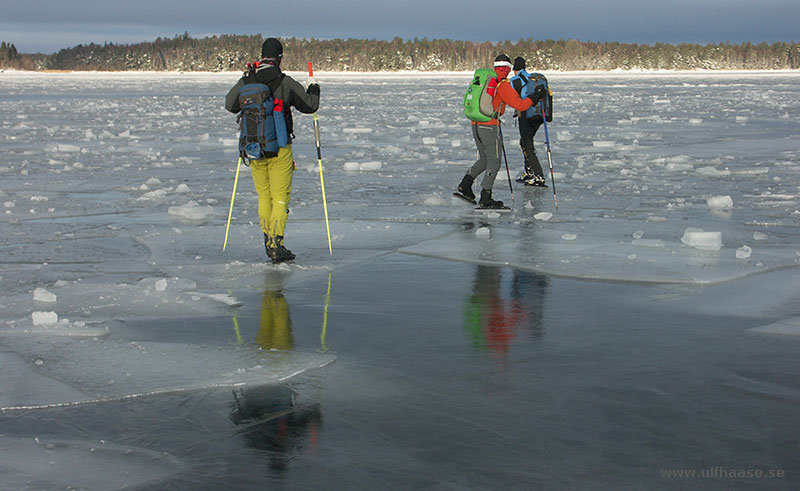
[454,173,476,203]
[265,234,296,264]
[523,174,548,187]
[516,171,535,183]
[478,189,506,209]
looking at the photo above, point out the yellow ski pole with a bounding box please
[222,156,243,252]
[308,62,333,255]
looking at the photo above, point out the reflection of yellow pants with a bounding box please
[256,291,293,350]
[250,145,294,239]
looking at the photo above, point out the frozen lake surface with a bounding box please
[1,70,799,489]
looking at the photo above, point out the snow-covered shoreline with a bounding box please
[2,68,799,78]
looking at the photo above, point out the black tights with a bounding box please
[518,115,544,177]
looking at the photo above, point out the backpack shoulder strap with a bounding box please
[495,78,509,114]
[266,73,286,97]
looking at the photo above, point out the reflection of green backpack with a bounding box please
[463,68,498,122]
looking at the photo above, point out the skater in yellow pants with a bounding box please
[225,37,320,263]
[250,145,296,263]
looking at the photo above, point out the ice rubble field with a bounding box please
[0,70,799,404]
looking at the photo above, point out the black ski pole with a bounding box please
[497,120,514,197]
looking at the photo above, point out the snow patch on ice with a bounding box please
[681,228,722,251]
[137,189,168,201]
[33,288,57,303]
[556,130,573,141]
[168,201,214,221]
[706,195,733,210]
[423,194,446,206]
[632,239,666,248]
[475,227,491,238]
[736,245,753,259]
[697,167,731,177]
[190,292,242,307]
[32,311,58,326]
[344,161,382,171]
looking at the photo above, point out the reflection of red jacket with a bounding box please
[475,78,535,126]
[486,298,527,357]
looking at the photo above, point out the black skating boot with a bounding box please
[265,234,296,264]
[516,171,535,183]
[523,174,548,187]
[263,233,272,260]
[478,189,506,209]
[272,235,295,264]
[455,173,476,203]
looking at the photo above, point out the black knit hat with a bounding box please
[513,56,526,71]
[493,53,512,68]
[261,38,283,60]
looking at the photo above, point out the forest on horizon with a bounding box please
[1,35,798,72]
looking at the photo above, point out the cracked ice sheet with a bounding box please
[399,223,800,285]
[0,336,335,410]
[131,219,455,288]
[0,219,453,334]
[0,437,185,490]
[748,316,800,336]
[0,276,242,335]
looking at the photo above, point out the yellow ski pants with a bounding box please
[249,145,295,241]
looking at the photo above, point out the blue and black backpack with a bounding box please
[510,69,553,122]
[236,70,289,162]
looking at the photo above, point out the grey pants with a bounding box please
[467,124,501,190]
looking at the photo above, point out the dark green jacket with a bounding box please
[225,65,320,137]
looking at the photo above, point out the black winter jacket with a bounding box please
[225,65,320,138]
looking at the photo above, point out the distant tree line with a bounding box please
[2,41,39,70]
[2,35,798,71]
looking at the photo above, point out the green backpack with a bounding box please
[463,68,498,123]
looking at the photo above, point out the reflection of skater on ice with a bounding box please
[256,287,294,351]
[230,384,322,476]
[463,265,548,358]
[229,273,322,476]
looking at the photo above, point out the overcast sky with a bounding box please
[2,0,798,54]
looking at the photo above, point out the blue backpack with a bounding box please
[510,69,553,121]
[236,74,289,161]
